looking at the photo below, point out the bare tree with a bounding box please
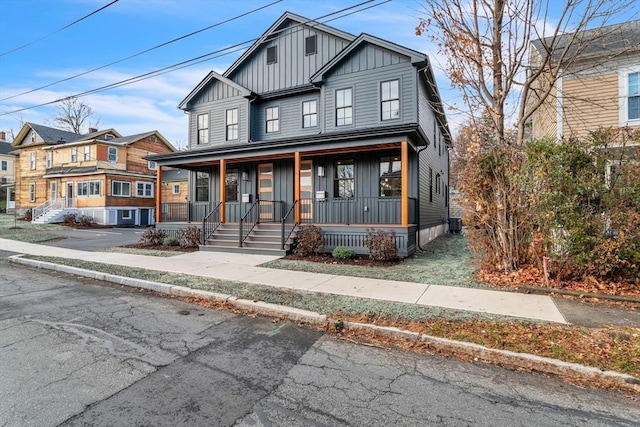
[51,97,100,134]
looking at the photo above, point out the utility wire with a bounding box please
[0,0,283,102]
[0,0,390,116]
[0,0,120,57]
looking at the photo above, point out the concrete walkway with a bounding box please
[0,238,567,323]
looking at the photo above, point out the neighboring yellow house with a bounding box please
[161,168,188,204]
[12,123,176,225]
[528,20,640,141]
[0,131,16,213]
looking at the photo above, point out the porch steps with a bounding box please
[200,223,295,257]
[32,208,79,224]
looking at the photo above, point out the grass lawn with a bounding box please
[0,213,66,243]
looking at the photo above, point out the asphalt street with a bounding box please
[1,257,639,427]
[41,227,144,251]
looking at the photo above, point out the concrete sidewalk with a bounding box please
[0,238,567,323]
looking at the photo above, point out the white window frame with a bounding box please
[619,65,640,127]
[83,146,91,161]
[335,88,353,127]
[70,147,77,163]
[1,160,6,171]
[148,160,157,170]
[107,146,118,163]
[380,79,400,121]
[111,180,131,197]
[197,113,209,144]
[226,108,239,140]
[266,106,279,133]
[135,181,154,198]
[172,184,180,194]
[30,152,36,170]
[29,183,35,202]
[77,180,101,197]
[122,210,132,219]
[302,100,318,128]
[46,151,52,169]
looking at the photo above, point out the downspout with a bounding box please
[416,144,429,251]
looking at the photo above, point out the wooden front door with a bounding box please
[258,163,273,221]
[300,160,313,220]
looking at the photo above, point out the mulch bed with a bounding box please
[120,243,199,252]
[283,253,403,268]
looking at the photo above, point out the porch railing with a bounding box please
[202,201,222,244]
[32,197,75,221]
[239,199,260,247]
[281,200,298,250]
[298,196,416,225]
[161,201,213,222]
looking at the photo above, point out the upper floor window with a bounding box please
[1,160,7,171]
[71,147,78,163]
[266,106,279,133]
[381,79,400,121]
[267,46,277,64]
[83,146,91,161]
[46,151,52,169]
[136,182,154,198]
[172,184,180,194]
[336,88,353,126]
[226,108,239,140]
[197,113,209,144]
[305,35,317,55]
[112,180,131,196]
[302,100,317,128]
[379,156,401,197]
[628,71,639,121]
[107,146,117,163]
[334,159,354,198]
[225,168,239,202]
[30,152,36,170]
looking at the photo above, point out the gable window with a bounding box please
[172,184,180,194]
[305,35,317,55]
[381,80,400,121]
[136,182,154,198]
[30,152,36,170]
[627,71,639,121]
[196,171,209,202]
[29,183,35,202]
[226,108,239,140]
[334,159,354,198]
[225,168,239,202]
[302,100,317,128]
[71,147,77,163]
[336,88,353,126]
[46,151,52,169]
[107,146,117,163]
[112,180,131,197]
[267,46,277,64]
[83,146,91,161]
[266,106,279,133]
[1,160,7,171]
[197,113,209,144]
[78,180,101,197]
[379,156,401,197]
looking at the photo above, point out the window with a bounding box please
[429,167,433,202]
[628,71,639,121]
[302,100,317,128]
[226,108,238,140]
[83,146,91,161]
[436,173,441,194]
[107,146,117,163]
[266,106,279,133]
[381,80,400,121]
[305,35,317,55]
[197,113,209,144]
[29,183,35,202]
[30,152,36,170]
[148,160,157,170]
[136,182,154,197]
[46,151,52,169]
[267,46,277,64]
[122,210,132,219]
[77,181,101,197]
[334,159,354,198]
[50,182,57,200]
[1,160,6,171]
[379,156,401,197]
[112,180,131,197]
[172,184,180,194]
[70,147,77,163]
[195,171,209,202]
[336,88,353,126]
[225,168,239,202]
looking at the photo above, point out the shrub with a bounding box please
[77,214,93,227]
[140,227,167,245]
[178,226,200,248]
[294,225,324,256]
[163,236,180,246]
[62,213,77,225]
[364,229,398,261]
[24,209,32,221]
[332,246,355,259]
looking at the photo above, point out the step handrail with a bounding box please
[201,201,223,244]
[239,199,260,247]
[281,200,298,250]
[32,198,76,221]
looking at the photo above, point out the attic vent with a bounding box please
[267,46,277,64]
[305,35,317,56]
[105,133,114,140]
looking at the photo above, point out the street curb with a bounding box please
[9,255,639,393]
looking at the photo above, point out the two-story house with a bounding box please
[0,131,16,213]
[12,123,176,225]
[149,12,452,256]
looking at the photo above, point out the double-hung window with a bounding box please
[627,71,639,121]
[1,160,7,171]
[334,159,354,198]
[112,180,131,197]
[381,80,400,121]
[136,182,153,197]
[226,109,238,140]
[336,88,353,126]
[29,183,35,202]
[107,146,117,163]
[196,171,209,202]
[71,147,77,162]
[197,113,209,144]
[30,152,36,170]
[302,100,317,128]
[83,146,91,161]
[46,151,52,169]
[379,156,401,197]
[266,106,279,133]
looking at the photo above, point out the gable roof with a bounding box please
[223,11,356,79]
[310,33,428,84]
[77,128,122,141]
[178,70,252,110]
[105,130,177,152]
[0,142,14,155]
[12,122,82,147]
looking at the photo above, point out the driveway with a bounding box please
[42,227,144,251]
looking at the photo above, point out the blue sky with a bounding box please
[0,0,636,148]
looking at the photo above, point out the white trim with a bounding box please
[107,146,118,163]
[135,181,154,198]
[111,180,131,197]
[172,184,180,194]
[619,65,640,127]
[556,75,563,140]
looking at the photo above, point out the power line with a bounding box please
[0,0,283,102]
[0,0,391,117]
[0,0,120,57]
